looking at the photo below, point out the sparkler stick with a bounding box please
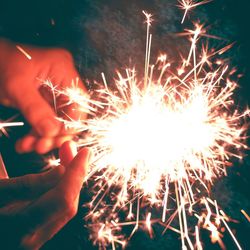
[0,119,24,137]
[0,122,24,129]
[0,122,24,127]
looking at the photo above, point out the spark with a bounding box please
[241,209,250,223]
[16,45,32,60]
[0,117,24,137]
[45,3,249,250]
[43,155,61,170]
[178,0,213,23]
[51,18,55,26]
[42,78,92,118]
[220,210,242,250]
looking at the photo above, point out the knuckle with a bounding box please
[66,205,77,219]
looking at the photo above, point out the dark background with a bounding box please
[0,0,250,249]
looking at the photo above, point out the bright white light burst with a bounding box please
[45,5,249,250]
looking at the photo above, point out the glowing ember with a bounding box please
[16,45,32,60]
[44,5,248,250]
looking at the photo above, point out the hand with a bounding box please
[0,39,87,154]
[0,141,89,250]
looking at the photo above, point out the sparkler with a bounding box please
[44,2,249,249]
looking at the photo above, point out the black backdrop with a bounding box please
[0,0,250,249]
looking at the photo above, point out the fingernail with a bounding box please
[87,148,92,163]
[37,117,60,136]
[87,147,94,165]
[69,141,78,158]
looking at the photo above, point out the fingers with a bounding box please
[15,134,37,153]
[59,141,78,166]
[15,132,73,154]
[0,166,65,204]
[19,147,89,249]
[7,77,61,137]
[2,46,88,155]
[34,136,72,154]
[13,76,87,155]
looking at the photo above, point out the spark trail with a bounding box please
[45,3,249,249]
[0,117,24,137]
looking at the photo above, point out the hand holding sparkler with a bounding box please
[0,38,88,154]
[0,141,90,249]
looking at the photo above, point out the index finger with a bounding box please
[56,147,90,196]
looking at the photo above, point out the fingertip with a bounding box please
[70,141,78,158]
[34,138,54,154]
[58,146,90,192]
[71,147,90,175]
[54,135,74,149]
[15,135,37,153]
[59,141,77,166]
[75,147,90,162]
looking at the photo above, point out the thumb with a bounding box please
[57,146,90,194]
[8,78,61,137]
[17,147,90,249]
[59,141,78,166]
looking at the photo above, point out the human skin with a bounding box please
[0,141,89,250]
[0,38,87,154]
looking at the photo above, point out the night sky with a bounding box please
[0,0,250,249]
